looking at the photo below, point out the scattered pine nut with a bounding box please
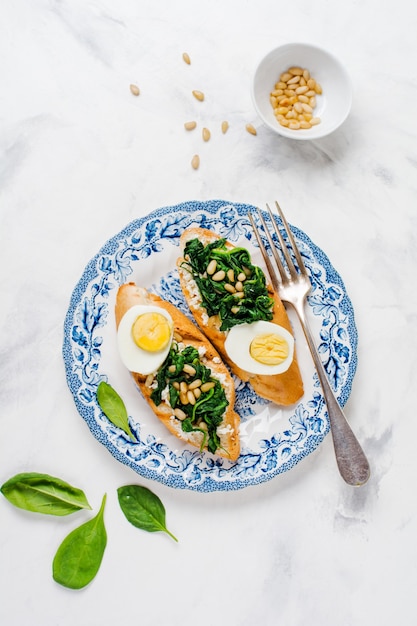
[182,52,191,65]
[191,154,200,169]
[129,84,140,96]
[221,121,229,134]
[246,123,257,135]
[184,121,197,130]
[192,90,205,101]
[270,66,322,131]
[202,127,211,142]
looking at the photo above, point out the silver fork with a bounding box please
[249,201,370,486]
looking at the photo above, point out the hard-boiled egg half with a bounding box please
[224,321,295,376]
[117,305,174,375]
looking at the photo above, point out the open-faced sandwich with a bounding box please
[115,282,240,460]
[176,228,304,405]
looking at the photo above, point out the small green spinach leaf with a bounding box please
[52,494,107,589]
[0,473,91,516]
[96,381,136,442]
[117,485,178,542]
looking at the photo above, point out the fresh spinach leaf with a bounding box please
[117,485,178,542]
[52,494,107,589]
[0,473,91,516]
[96,381,136,442]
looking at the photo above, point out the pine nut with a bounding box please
[201,381,215,393]
[182,52,191,65]
[180,392,188,405]
[199,421,208,431]
[221,121,229,133]
[269,66,322,131]
[231,306,240,314]
[207,259,217,275]
[188,379,202,390]
[130,84,140,96]
[180,381,188,394]
[235,281,243,292]
[191,154,200,170]
[187,390,196,405]
[192,90,204,101]
[184,121,197,130]
[202,127,211,142]
[193,387,201,399]
[183,363,196,376]
[295,85,308,95]
[168,365,176,373]
[234,291,245,299]
[246,123,257,135]
[174,408,187,420]
[224,283,236,293]
[227,269,235,282]
[145,374,154,387]
[212,270,226,281]
[173,381,180,390]
[289,66,304,75]
[237,272,246,282]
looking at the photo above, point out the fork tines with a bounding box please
[249,200,308,286]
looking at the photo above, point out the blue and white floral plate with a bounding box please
[63,200,357,492]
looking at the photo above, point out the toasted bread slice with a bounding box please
[177,228,304,406]
[115,282,240,461]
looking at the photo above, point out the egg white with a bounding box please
[117,305,173,375]
[224,321,295,375]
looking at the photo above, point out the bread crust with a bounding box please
[115,282,240,461]
[177,228,304,406]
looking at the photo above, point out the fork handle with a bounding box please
[293,300,370,486]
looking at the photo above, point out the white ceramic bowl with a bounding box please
[252,43,352,140]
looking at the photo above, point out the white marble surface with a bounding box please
[1,0,417,624]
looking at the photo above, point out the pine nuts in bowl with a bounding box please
[251,43,352,140]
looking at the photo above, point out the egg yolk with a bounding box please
[131,313,172,352]
[249,332,289,365]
